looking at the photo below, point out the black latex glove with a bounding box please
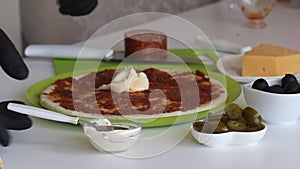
[0,28,29,80]
[0,101,32,146]
[57,0,98,16]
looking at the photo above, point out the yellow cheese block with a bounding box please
[242,44,300,76]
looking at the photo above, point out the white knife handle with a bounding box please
[211,39,252,54]
[24,44,113,59]
[196,37,252,54]
[7,103,79,124]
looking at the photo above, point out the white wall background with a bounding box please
[20,0,217,46]
[0,0,22,53]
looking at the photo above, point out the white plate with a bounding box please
[216,54,281,83]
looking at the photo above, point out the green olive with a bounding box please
[193,121,229,133]
[227,120,247,132]
[226,103,243,120]
[221,114,229,122]
[242,107,263,127]
[206,121,229,133]
[201,121,217,133]
[238,116,248,124]
[246,124,265,132]
[193,121,205,132]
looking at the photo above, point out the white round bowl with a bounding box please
[82,118,141,152]
[191,122,267,147]
[243,78,300,124]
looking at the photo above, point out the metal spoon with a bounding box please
[6,103,128,132]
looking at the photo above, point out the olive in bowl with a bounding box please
[252,74,300,94]
[191,104,267,147]
[243,76,300,124]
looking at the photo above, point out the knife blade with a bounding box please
[104,52,214,65]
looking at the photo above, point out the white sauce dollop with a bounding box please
[99,66,149,93]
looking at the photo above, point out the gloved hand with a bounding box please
[0,101,32,146]
[0,28,29,80]
[1,28,31,146]
[57,0,98,16]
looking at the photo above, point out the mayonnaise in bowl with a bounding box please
[82,118,141,152]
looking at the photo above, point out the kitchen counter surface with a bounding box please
[1,1,300,169]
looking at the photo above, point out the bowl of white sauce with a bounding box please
[82,118,141,152]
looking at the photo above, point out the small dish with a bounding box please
[216,54,281,83]
[191,120,267,147]
[243,78,300,124]
[82,118,141,152]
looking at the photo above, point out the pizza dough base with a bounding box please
[40,70,227,120]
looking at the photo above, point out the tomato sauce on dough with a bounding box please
[43,68,224,116]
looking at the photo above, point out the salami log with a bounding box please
[124,29,167,61]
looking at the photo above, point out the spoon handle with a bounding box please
[7,103,79,125]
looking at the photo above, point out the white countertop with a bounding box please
[1,1,300,169]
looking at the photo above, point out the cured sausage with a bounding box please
[124,29,167,61]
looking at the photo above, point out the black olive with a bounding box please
[265,85,285,94]
[285,81,300,94]
[282,74,298,88]
[252,78,269,90]
[297,87,300,93]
